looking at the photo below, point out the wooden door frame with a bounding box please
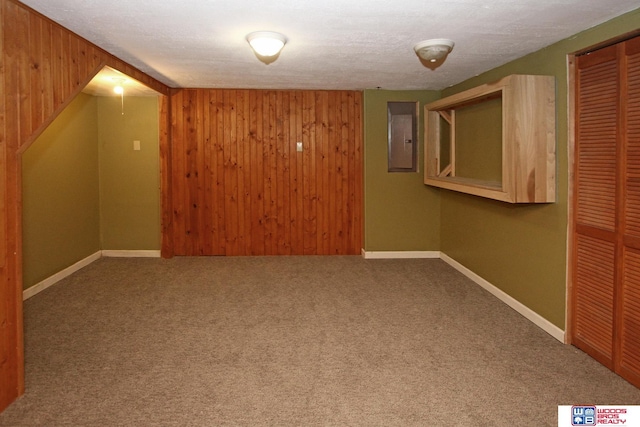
[566,52,576,345]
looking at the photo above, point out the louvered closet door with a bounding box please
[572,36,640,387]
[573,44,619,369]
[619,36,640,386]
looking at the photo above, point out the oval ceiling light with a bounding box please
[112,77,125,94]
[246,31,287,57]
[414,39,455,63]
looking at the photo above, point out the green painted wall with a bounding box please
[22,93,101,288]
[98,96,160,250]
[438,8,640,329]
[454,98,502,183]
[22,94,161,290]
[363,90,441,251]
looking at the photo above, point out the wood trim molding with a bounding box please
[565,52,577,344]
[159,94,173,258]
[573,28,640,57]
[360,250,440,259]
[101,250,161,258]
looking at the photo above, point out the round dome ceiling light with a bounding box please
[413,39,455,63]
[246,31,287,57]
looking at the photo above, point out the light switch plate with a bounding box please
[133,140,141,151]
[296,142,303,152]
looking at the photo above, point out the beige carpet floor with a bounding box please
[1,256,639,426]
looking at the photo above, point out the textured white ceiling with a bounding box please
[21,0,640,91]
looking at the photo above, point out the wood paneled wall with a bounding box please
[0,0,169,412]
[170,89,363,256]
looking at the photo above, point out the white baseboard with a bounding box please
[101,250,161,258]
[440,253,565,343]
[360,249,565,341]
[23,251,102,300]
[361,249,441,259]
[23,249,162,300]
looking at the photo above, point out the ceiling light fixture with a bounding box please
[112,77,125,95]
[246,31,287,57]
[112,77,126,115]
[413,39,455,63]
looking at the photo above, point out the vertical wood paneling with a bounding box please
[214,92,223,253]
[2,1,27,411]
[308,92,318,255]
[270,90,278,254]
[262,92,272,254]
[279,91,291,255]
[273,91,281,254]
[320,92,331,254]
[353,93,363,254]
[249,90,264,255]
[0,0,170,411]
[0,2,5,267]
[159,94,173,257]
[170,89,363,256]
[76,32,88,86]
[16,6,31,154]
[223,90,238,255]
[348,92,357,253]
[244,90,254,255]
[199,90,209,254]
[40,20,54,120]
[327,92,337,254]
[291,91,303,254]
[339,92,349,254]
[314,92,324,254]
[0,1,11,411]
[235,90,247,255]
[28,13,42,132]
[187,90,200,254]
[171,90,186,255]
